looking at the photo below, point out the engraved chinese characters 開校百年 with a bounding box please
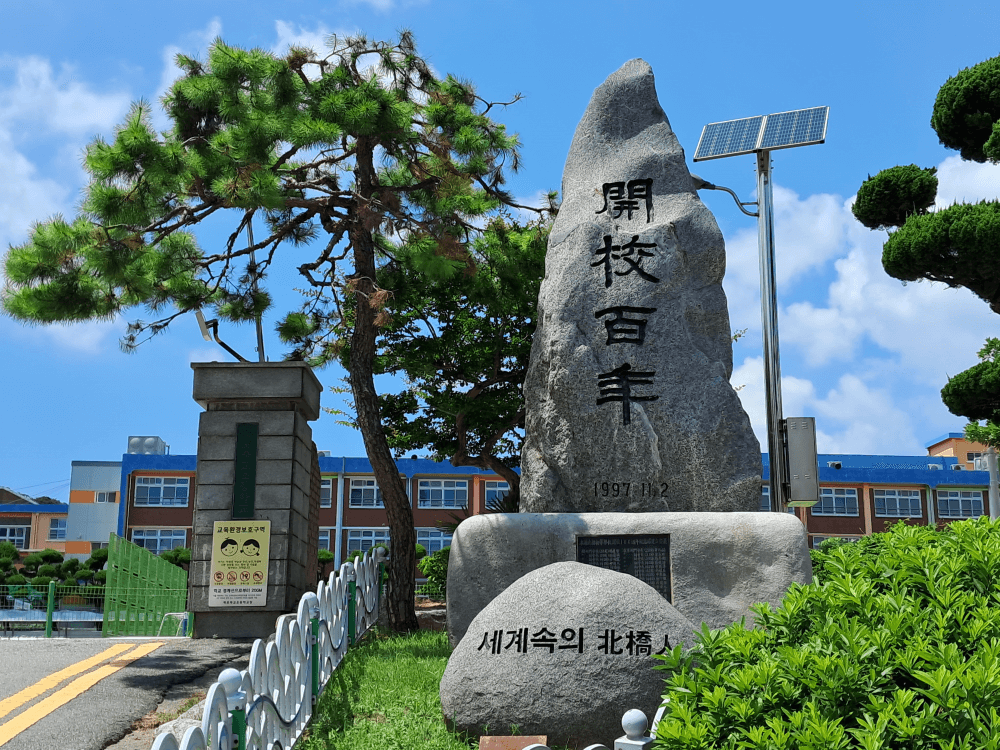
[519,58,761,513]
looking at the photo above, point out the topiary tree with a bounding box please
[853,55,1000,449]
[94,570,107,584]
[1,32,539,632]
[37,564,59,578]
[85,548,109,571]
[75,568,95,583]
[37,549,64,565]
[20,553,42,576]
[5,573,27,586]
[160,547,191,569]
[0,541,19,561]
[30,576,53,587]
[60,558,81,578]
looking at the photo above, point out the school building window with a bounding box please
[484,481,510,506]
[96,491,117,503]
[349,479,384,508]
[346,528,390,554]
[48,518,67,541]
[813,487,859,516]
[417,529,452,554]
[0,525,29,550]
[318,528,331,551]
[417,480,467,509]
[760,485,770,512]
[938,490,984,519]
[874,489,922,518]
[131,529,187,554]
[134,476,190,507]
[320,477,333,508]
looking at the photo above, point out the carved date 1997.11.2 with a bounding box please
[593,481,668,498]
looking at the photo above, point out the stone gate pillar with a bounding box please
[188,361,321,639]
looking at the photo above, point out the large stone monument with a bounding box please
[440,60,812,749]
[188,362,321,639]
[520,58,760,514]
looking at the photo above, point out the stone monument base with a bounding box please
[446,512,811,647]
[192,611,279,640]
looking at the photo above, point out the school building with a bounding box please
[26,431,997,562]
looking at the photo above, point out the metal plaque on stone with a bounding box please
[576,534,671,602]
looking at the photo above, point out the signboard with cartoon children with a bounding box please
[208,520,270,607]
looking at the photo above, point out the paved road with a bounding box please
[0,637,253,750]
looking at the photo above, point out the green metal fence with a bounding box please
[103,535,190,636]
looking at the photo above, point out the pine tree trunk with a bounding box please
[347,138,419,633]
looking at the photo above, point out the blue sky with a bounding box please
[3,0,1000,502]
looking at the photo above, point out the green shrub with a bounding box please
[38,548,64,565]
[21,553,42,574]
[416,546,450,600]
[93,570,107,584]
[60,558,81,577]
[37,564,59,578]
[0,557,13,574]
[160,547,191,567]
[415,543,427,561]
[5,573,27,586]
[75,568,95,583]
[654,518,1000,749]
[86,548,109,570]
[30,576,53,587]
[0,541,18,561]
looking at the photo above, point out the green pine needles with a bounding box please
[1,31,528,360]
[653,518,1000,750]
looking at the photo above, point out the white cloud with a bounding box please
[0,131,68,248]
[733,356,922,455]
[726,152,1000,458]
[0,55,131,250]
[149,18,223,133]
[0,56,130,137]
[272,21,337,57]
[934,155,1000,207]
[40,320,119,354]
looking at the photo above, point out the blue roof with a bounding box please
[763,453,988,488]
[925,433,966,449]
[113,451,988,493]
[319,455,518,476]
[0,503,69,514]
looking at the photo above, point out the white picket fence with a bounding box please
[150,547,386,750]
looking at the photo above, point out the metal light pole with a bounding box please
[693,107,829,512]
[755,151,789,511]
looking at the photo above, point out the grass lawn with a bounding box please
[298,628,572,750]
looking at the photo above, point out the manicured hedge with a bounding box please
[653,518,1000,749]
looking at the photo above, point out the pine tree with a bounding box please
[852,55,1000,448]
[2,32,538,631]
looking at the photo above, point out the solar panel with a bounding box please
[693,106,828,161]
[693,116,764,161]
[759,106,828,151]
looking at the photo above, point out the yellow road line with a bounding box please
[0,642,135,720]
[0,641,164,747]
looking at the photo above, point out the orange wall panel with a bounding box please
[69,490,94,504]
